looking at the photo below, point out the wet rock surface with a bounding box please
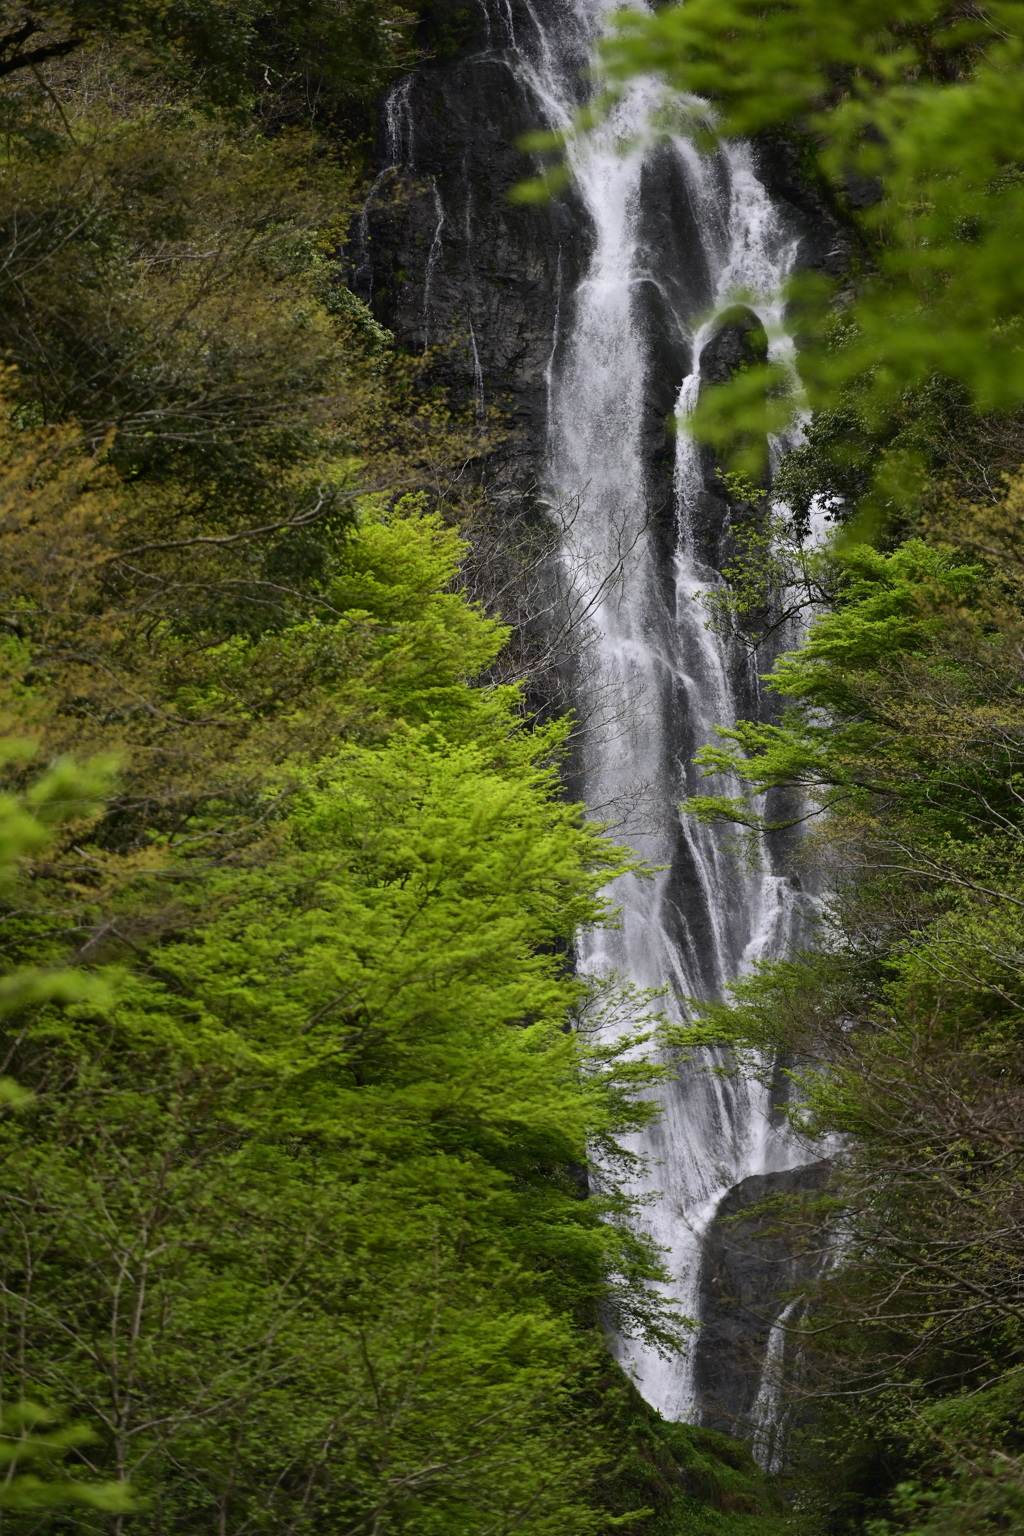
[350,9,842,515]
[693,1159,833,1437]
[753,130,859,279]
[350,7,590,509]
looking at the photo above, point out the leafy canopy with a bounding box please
[599,1,1024,459]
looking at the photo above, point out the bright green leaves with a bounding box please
[0,1403,134,1514]
[0,716,676,1533]
[0,428,680,1532]
[600,0,1024,453]
[684,539,995,832]
[323,494,510,728]
[0,747,116,1033]
[123,727,622,1096]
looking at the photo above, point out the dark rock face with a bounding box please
[693,1159,833,1437]
[752,131,859,279]
[700,306,769,387]
[683,304,772,575]
[351,19,591,510]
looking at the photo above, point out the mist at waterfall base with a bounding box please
[366,0,823,1452]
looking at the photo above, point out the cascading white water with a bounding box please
[750,1295,805,1472]
[501,0,817,1425]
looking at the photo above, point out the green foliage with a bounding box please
[0,754,135,1516]
[599,1,1024,477]
[597,1382,789,1536]
[0,711,687,1532]
[684,537,994,830]
[0,0,415,117]
[0,742,116,1021]
[695,504,838,657]
[0,1404,133,1515]
[0,403,692,1529]
[767,373,1024,537]
[0,98,361,461]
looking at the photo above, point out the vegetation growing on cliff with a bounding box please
[674,488,1024,1535]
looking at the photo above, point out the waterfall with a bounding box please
[362,0,820,1448]
[509,0,815,1424]
[750,1296,805,1473]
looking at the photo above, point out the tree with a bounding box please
[0,746,135,1519]
[0,0,415,115]
[0,723,683,1534]
[0,367,685,1535]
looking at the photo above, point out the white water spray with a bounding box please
[750,1296,804,1472]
